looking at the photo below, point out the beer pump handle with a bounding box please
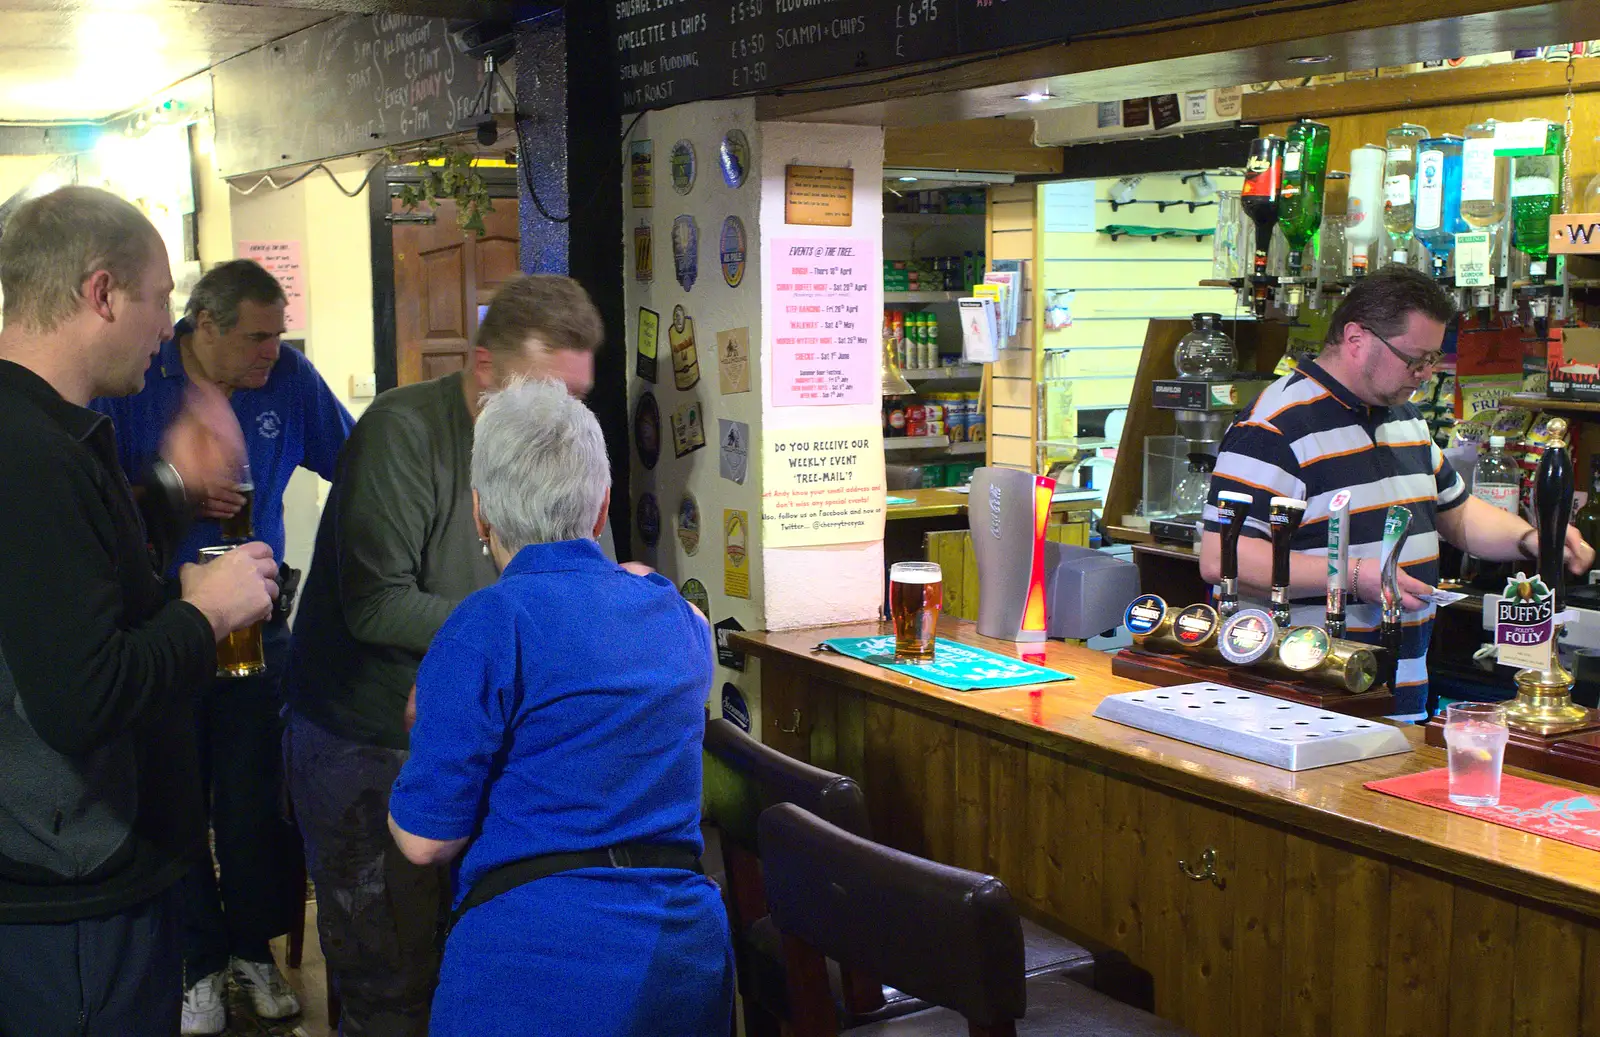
[1268,497,1306,629]
[1534,418,1574,614]
[1216,490,1253,618]
[1378,505,1413,686]
[1326,489,1353,639]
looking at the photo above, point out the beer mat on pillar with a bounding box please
[817,637,1074,691]
[1365,768,1600,852]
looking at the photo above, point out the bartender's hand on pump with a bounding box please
[1200,534,1436,612]
[1436,494,1596,577]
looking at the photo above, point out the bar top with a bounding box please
[733,618,1600,919]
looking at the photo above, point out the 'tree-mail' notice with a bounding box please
[760,425,886,548]
[769,237,876,406]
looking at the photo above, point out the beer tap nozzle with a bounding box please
[1215,490,1253,619]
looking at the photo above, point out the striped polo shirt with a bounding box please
[1201,361,1467,717]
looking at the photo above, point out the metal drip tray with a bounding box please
[1092,682,1412,771]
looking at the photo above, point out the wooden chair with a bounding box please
[703,719,1097,1036]
[758,803,1193,1037]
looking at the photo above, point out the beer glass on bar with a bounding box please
[200,546,266,677]
[219,463,254,543]
[890,561,943,662]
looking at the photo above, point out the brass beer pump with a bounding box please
[1505,418,1593,734]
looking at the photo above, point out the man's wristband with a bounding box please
[1517,528,1538,562]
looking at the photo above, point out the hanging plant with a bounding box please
[388,145,494,236]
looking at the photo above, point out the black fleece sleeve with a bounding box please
[0,442,215,756]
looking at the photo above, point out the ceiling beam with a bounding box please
[755,0,1600,127]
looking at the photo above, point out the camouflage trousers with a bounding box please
[285,712,449,1037]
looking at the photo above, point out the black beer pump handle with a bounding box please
[1535,418,1574,613]
[1218,491,1251,579]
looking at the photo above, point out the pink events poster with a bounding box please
[238,241,306,331]
[768,237,876,406]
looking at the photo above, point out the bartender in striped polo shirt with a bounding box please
[1199,267,1594,719]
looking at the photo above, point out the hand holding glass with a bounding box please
[200,546,267,677]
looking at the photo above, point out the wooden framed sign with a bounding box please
[1549,214,1600,255]
[785,165,854,227]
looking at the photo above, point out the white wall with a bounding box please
[757,121,886,631]
[624,99,766,727]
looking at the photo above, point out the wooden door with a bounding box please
[391,196,521,386]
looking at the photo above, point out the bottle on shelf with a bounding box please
[1345,144,1387,277]
[1383,123,1430,266]
[1584,144,1600,211]
[1510,119,1564,281]
[1278,119,1331,281]
[1461,120,1509,231]
[1574,459,1600,572]
[1241,135,1286,316]
[1415,135,1467,281]
[1474,435,1522,516]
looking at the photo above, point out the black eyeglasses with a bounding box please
[1364,325,1443,374]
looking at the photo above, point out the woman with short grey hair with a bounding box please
[387,377,732,1035]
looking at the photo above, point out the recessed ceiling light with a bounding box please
[1016,90,1055,103]
[1287,54,1334,65]
[898,176,919,182]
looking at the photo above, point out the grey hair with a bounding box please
[184,259,286,333]
[472,376,611,550]
[0,186,162,332]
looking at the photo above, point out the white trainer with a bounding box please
[180,969,227,1036]
[231,956,302,1020]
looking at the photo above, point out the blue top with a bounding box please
[389,538,731,1036]
[91,321,354,571]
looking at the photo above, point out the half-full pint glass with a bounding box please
[890,561,943,662]
[199,546,266,677]
[219,465,255,543]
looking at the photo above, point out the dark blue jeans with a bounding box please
[0,884,181,1036]
[179,618,301,978]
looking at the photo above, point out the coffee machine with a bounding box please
[1147,314,1269,545]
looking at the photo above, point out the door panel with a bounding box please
[392,195,520,386]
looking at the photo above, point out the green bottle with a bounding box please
[1510,119,1564,279]
[1277,119,1331,277]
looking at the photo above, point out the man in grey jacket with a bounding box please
[284,274,603,1037]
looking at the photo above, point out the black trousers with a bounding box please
[179,618,302,978]
[0,884,181,1037]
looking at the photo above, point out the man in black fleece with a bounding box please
[0,186,281,1035]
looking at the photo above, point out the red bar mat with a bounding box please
[1366,768,1600,852]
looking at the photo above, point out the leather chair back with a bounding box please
[758,802,1027,1030]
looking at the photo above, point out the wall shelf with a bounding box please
[1503,392,1600,414]
[947,442,986,456]
[904,365,984,381]
[885,434,951,451]
[884,212,987,228]
[885,291,965,304]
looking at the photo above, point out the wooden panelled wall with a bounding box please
[986,184,1038,470]
[780,675,1600,1037]
[1261,93,1600,199]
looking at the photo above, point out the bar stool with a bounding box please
[758,802,1194,1037]
[703,719,1099,1036]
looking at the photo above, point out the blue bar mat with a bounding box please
[819,636,1074,691]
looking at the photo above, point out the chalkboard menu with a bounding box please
[213,14,485,178]
[610,0,1262,113]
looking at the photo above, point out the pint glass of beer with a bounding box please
[890,561,943,662]
[199,546,267,678]
[219,464,254,543]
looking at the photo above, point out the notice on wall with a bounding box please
[239,240,305,331]
[760,425,886,548]
[784,165,854,226]
[724,508,750,598]
[768,237,876,406]
[1042,181,1096,234]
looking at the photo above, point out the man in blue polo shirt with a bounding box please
[1200,266,1593,720]
[92,259,353,1034]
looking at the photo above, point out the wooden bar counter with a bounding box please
[734,619,1600,1037]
